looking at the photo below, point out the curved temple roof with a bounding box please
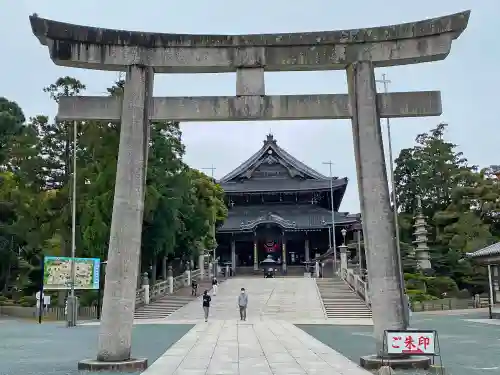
[219,134,329,183]
[30,11,470,48]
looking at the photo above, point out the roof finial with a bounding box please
[265,132,276,145]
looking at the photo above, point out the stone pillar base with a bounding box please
[78,358,147,372]
[360,355,430,370]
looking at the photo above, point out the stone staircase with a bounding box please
[316,277,372,319]
[134,280,214,319]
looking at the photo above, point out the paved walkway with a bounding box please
[166,278,327,322]
[142,320,371,375]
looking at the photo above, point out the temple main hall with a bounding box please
[215,134,361,272]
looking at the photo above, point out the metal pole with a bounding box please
[68,120,77,327]
[327,227,332,248]
[357,229,362,276]
[376,73,407,327]
[488,264,494,319]
[322,161,337,274]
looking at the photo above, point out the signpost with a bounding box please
[383,329,443,374]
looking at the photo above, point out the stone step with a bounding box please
[325,313,372,318]
[322,301,366,306]
[324,305,369,311]
[324,309,371,314]
[134,295,198,319]
[316,278,372,319]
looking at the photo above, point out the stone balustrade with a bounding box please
[341,266,371,307]
[135,269,206,307]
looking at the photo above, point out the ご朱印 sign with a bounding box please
[386,330,436,355]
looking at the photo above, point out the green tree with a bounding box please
[394,123,498,293]
[394,123,471,217]
[0,97,25,167]
[0,76,229,300]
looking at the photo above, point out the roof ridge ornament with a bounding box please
[265,133,277,145]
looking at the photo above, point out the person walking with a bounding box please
[202,290,211,322]
[191,279,198,296]
[212,277,218,296]
[238,288,248,321]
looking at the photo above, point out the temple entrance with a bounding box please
[236,241,254,267]
[286,239,305,265]
[256,225,283,265]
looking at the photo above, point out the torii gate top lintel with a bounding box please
[29,11,470,73]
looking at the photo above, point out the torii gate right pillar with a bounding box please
[348,61,408,364]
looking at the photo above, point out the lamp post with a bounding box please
[322,161,337,274]
[341,228,347,245]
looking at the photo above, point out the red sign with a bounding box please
[387,331,435,355]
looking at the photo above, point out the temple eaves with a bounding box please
[29,11,470,73]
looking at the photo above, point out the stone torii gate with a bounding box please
[30,10,469,370]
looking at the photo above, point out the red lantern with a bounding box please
[264,240,278,253]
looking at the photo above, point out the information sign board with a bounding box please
[43,256,100,290]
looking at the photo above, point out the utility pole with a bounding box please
[201,166,217,277]
[376,73,408,328]
[67,120,78,327]
[201,165,216,179]
[322,161,337,274]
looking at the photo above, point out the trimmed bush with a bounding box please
[18,295,37,306]
[425,276,459,298]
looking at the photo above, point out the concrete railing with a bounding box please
[135,268,205,307]
[342,267,371,307]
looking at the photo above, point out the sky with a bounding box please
[1,0,497,213]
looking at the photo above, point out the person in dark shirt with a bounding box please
[202,290,211,322]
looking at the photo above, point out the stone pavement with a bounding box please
[2,277,374,375]
[166,277,327,322]
[299,310,500,375]
[142,320,371,375]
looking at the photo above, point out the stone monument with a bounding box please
[29,10,469,370]
[413,196,431,270]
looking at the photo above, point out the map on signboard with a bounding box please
[43,256,100,290]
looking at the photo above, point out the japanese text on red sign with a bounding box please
[386,331,435,355]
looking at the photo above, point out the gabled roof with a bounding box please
[467,242,500,259]
[219,134,329,183]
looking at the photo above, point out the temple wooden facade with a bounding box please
[215,134,360,271]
